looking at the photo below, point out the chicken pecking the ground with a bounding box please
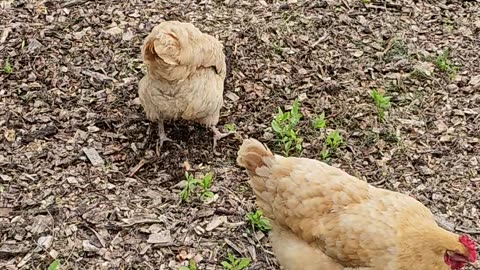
[138,21,230,155]
[237,138,477,270]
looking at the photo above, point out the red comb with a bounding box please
[459,235,477,262]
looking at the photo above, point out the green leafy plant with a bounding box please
[435,49,458,79]
[221,253,251,270]
[325,130,343,151]
[4,57,11,74]
[319,149,331,161]
[370,89,391,120]
[224,123,236,132]
[179,259,197,270]
[180,172,199,202]
[271,98,303,156]
[312,112,326,129]
[180,172,215,202]
[48,260,60,270]
[197,173,214,201]
[246,210,271,232]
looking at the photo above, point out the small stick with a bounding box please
[129,159,145,177]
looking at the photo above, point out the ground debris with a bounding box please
[0,0,478,269]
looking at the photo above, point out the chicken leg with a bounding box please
[211,126,233,155]
[155,120,181,155]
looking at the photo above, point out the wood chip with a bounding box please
[82,147,104,166]
[147,230,172,244]
[205,216,226,231]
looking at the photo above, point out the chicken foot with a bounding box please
[155,120,181,156]
[211,126,233,155]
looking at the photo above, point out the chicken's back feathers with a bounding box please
[237,138,473,270]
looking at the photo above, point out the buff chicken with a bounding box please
[237,138,477,270]
[138,21,230,154]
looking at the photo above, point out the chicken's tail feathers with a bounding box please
[237,138,273,175]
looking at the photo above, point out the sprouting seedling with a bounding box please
[312,112,326,129]
[4,57,11,74]
[180,172,199,202]
[271,98,303,156]
[435,49,458,79]
[246,210,271,232]
[197,173,214,201]
[179,172,215,202]
[224,123,236,132]
[48,260,60,270]
[370,89,391,121]
[179,259,197,270]
[221,253,251,270]
[325,130,343,151]
[319,149,330,162]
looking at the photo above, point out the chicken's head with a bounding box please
[443,235,477,269]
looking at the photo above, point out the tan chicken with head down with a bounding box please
[139,21,229,153]
[237,138,477,270]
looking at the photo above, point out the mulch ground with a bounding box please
[0,0,479,269]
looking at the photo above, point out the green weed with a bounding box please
[246,210,271,232]
[312,112,326,129]
[435,49,458,79]
[319,149,331,161]
[370,89,391,120]
[271,98,303,156]
[325,130,343,151]
[224,123,236,132]
[221,253,251,270]
[48,260,60,270]
[4,57,11,74]
[180,172,215,202]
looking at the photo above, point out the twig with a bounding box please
[129,159,145,177]
[120,218,167,227]
[86,226,106,248]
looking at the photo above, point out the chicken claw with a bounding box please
[155,120,181,156]
[211,126,234,155]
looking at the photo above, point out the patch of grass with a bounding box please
[370,89,391,121]
[271,98,303,156]
[360,0,370,3]
[3,57,12,74]
[48,260,60,270]
[179,259,197,270]
[435,49,458,79]
[246,210,271,232]
[180,172,215,202]
[312,112,326,129]
[221,253,251,270]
